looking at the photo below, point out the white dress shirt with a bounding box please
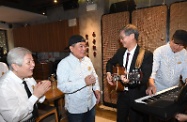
[150,43,187,91]
[123,45,137,73]
[57,53,100,114]
[123,45,137,90]
[0,71,45,122]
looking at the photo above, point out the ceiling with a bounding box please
[0,0,79,13]
[0,0,79,24]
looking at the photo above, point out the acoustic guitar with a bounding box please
[110,66,142,92]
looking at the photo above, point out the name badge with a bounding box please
[88,66,92,71]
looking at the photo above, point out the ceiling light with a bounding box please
[54,0,58,3]
[86,0,96,4]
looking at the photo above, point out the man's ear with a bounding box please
[11,63,18,72]
[69,46,73,52]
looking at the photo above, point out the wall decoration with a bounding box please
[85,34,88,40]
[92,39,96,45]
[93,45,96,50]
[92,32,96,37]
[85,34,89,57]
[92,32,96,57]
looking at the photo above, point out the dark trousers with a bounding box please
[67,106,95,122]
[117,91,148,122]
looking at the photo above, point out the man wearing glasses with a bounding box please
[146,30,187,121]
[146,29,187,94]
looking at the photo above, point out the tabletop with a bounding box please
[45,88,64,102]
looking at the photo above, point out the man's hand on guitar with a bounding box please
[106,72,114,85]
[120,75,129,84]
[120,68,129,83]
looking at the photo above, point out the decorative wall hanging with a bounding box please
[85,34,89,57]
[92,32,97,57]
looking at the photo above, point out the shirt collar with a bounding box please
[127,44,137,55]
[9,70,23,84]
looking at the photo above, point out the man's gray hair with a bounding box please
[7,47,32,70]
[120,24,139,41]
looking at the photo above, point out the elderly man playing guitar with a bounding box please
[106,24,153,122]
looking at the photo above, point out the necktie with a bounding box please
[125,52,130,69]
[23,81,38,118]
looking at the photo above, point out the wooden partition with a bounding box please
[13,19,79,52]
[102,12,130,106]
[132,5,167,52]
[170,1,187,39]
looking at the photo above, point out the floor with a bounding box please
[41,105,116,122]
[40,104,180,122]
[94,105,116,122]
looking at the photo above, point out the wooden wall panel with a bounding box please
[47,22,59,51]
[102,12,130,106]
[13,19,79,52]
[170,1,187,39]
[132,5,167,52]
[13,27,32,50]
[30,24,49,52]
[58,21,68,51]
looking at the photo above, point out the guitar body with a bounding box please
[110,66,126,92]
[110,65,142,92]
[110,80,125,92]
[109,48,145,92]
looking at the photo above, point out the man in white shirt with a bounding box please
[146,30,187,94]
[146,30,187,122]
[0,47,51,122]
[57,35,100,122]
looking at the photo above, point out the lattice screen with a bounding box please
[170,1,187,39]
[132,5,167,52]
[102,12,130,106]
